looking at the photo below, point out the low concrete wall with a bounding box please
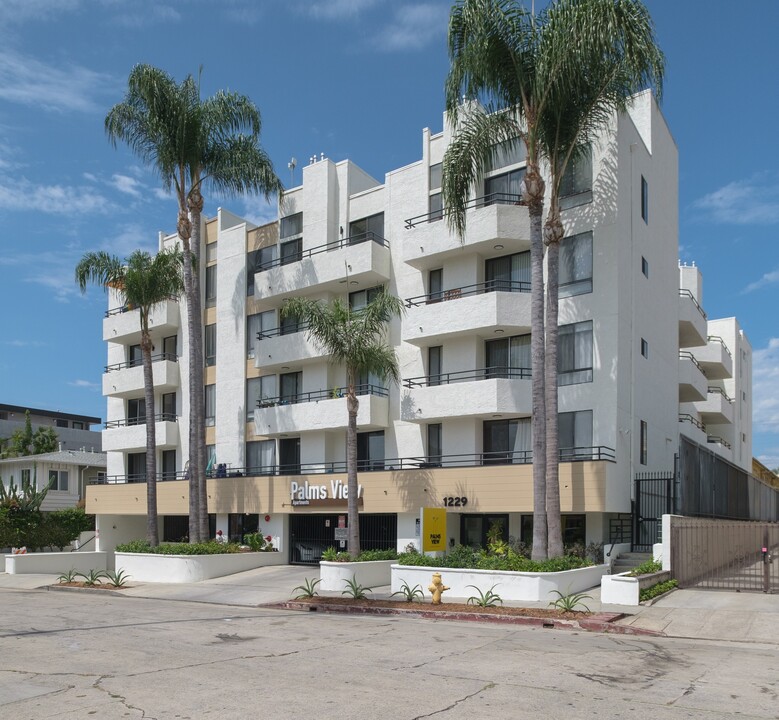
[391,563,608,603]
[4,551,107,575]
[601,570,671,606]
[319,560,394,591]
[115,551,285,583]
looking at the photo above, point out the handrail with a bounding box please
[257,321,310,340]
[679,413,706,432]
[105,296,178,318]
[707,386,733,402]
[679,351,704,372]
[405,280,531,307]
[707,335,733,358]
[104,413,178,429]
[404,192,523,228]
[679,289,707,320]
[257,384,389,407]
[707,435,732,450]
[403,367,531,388]
[105,352,178,373]
[255,231,388,273]
[90,445,617,484]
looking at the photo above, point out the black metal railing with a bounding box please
[707,335,732,358]
[105,352,178,373]
[91,446,617,484]
[404,279,531,307]
[404,192,523,228]
[257,384,389,408]
[679,289,707,320]
[679,351,704,372]
[707,386,734,403]
[92,470,188,485]
[255,232,388,272]
[104,413,177,429]
[707,435,732,450]
[104,296,178,318]
[403,367,531,388]
[257,321,310,340]
[679,413,706,432]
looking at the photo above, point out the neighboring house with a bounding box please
[0,450,106,511]
[87,91,763,561]
[0,403,102,453]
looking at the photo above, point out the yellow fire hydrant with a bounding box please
[428,572,449,605]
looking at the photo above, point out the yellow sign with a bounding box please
[422,507,447,553]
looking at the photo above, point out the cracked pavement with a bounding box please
[2,589,779,719]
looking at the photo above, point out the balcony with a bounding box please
[255,325,328,372]
[102,353,179,398]
[254,384,389,436]
[679,413,707,446]
[678,289,707,349]
[102,299,180,344]
[692,386,734,425]
[402,368,531,422]
[678,351,707,402]
[253,233,391,302]
[695,335,733,380]
[102,414,179,452]
[403,194,530,269]
[403,282,531,345]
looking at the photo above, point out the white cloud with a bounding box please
[112,4,181,28]
[4,339,45,348]
[375,3,448,52]
[0,0,80,25]
[83,172,98,182]
[757,452,779,471]
[0,49,115,113]
[308,0,382,19]
[753,338,779,434]
[744,268,779,293]
[153,187,173,201]
[110,174,143,198]
[693,177,779,225]
[69,379,100,390]
[0,177,113,215]
[105,223,159,257]
[236,195,279,228]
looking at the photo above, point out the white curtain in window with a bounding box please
[510,335,531,370]
[560,232,592,285]
[575,322,593,368]
[513,418,532,461]
[513,251,531,285]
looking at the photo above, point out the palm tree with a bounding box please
[443,0,663,559]
[76,248,185,546]
[282,289,403,556]
[105,65,283,542]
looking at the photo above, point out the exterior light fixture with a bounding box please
[494,244,504,250]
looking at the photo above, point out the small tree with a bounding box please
[282,289,403,555]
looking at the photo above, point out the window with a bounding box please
[641,256,649,278]
[127,452,146,481]
[357,431,385,471]
[280,310,303,336]
[483,418,531,464]
[640,420,648,465]
[205,242,218,263]
[247,376,277,419]
[641,175,649,223]
[127,398,145,425]
[279,212,303,266]
[72,421,84,430]
[485,251,530,292]
[280,211,303,239]
[641,338,649,358]
[349,285,382,311]
[161,449,176,480]
[163,335,177,359]
[205,384,216,427]
[428,192,443,222]
[558,410,593,458]
[256,244,278,271]
[246,439,275,475]
[427,423,442,467]
[246,249,260,296]
[280,238,302,265]
[205,264,217,307]
[21,469,31,485]
[485,168,525,203]
[280,372,302,403]
[128,344,142,368]
[558,321,593,385]
[205,445,215,472]
[161,392,176,420]
[486,138,525,172]
[559,146,592,199]
[429,162,442,191]
[559,232,592,297]
[428,268,443,302]
[485,334,530,378]
[247,312,274,357]
[562,515,586,544]
[48,469,69,492]
[279,437,301,475]
[55,418,69,428]
[205,324,216,367]
[349,213,384,243]
[428,346,442,386]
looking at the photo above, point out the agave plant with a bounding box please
[76,569,107,587]
[466,585,503,608]
[391,581,425,603]
[292,577,321,599]
[548,589,592,613]
[341,575,372,600]
[103,569,131,588]
[57,569,79,584]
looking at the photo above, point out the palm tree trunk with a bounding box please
[346,389,360,557]
[544,206,564,558]
[525,163,548,561]
[140,324,159,547]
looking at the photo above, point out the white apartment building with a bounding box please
[87,91,752,560]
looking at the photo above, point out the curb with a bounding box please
[279,601,665,636]
[47,584,130,598]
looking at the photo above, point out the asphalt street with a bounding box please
[2,588,779,719]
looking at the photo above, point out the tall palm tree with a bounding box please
[76,248,185,546]
[282,289,403,556]
[443,0,663,559]
[105,65,283,542]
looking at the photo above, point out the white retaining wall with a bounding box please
[5,551,107,575]
[319,560,394,591]
[115,551,286,583]
[601,569,671,606]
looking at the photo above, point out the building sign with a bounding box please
[290,480,364,508]
[422,507,447,552]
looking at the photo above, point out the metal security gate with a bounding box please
[671,517,779,593]
[633,472,676,552]
[289,513,397,565]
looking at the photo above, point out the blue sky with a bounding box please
[1,0,778,464]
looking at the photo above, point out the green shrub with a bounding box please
[397,545,593,573]
[629,559,663,577]
[639,578,677,602]
[0,506,94,551]
[243,532,272,552]
[115,540,240,555]
[355,549,397,562]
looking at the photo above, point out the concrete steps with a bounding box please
[613,552,652,573]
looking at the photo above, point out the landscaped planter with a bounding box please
[319,560,395,592]
[391,563,608,603]
[601,570,672,606]
[4,551,107,575]
[115,551,285,583]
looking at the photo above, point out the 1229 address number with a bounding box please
[443,496,468,507]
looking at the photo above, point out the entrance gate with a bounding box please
[633,472,676,552]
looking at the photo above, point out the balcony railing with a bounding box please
[679,351,704,372]
[256,232,388,273]
[257,322,310,340]
[679,289,707,320]
[105,352,178,373]
[104,412,177,429]
[404,192,523,228]
[707,435,732,450]
[707,386,733,402]
[707,335,733,357]
[679,413,706,432]
[404,280,531,307]
[90,445,617,483]
[403,367,531,388]
[257,384,389,408]
[104,296,178,318]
